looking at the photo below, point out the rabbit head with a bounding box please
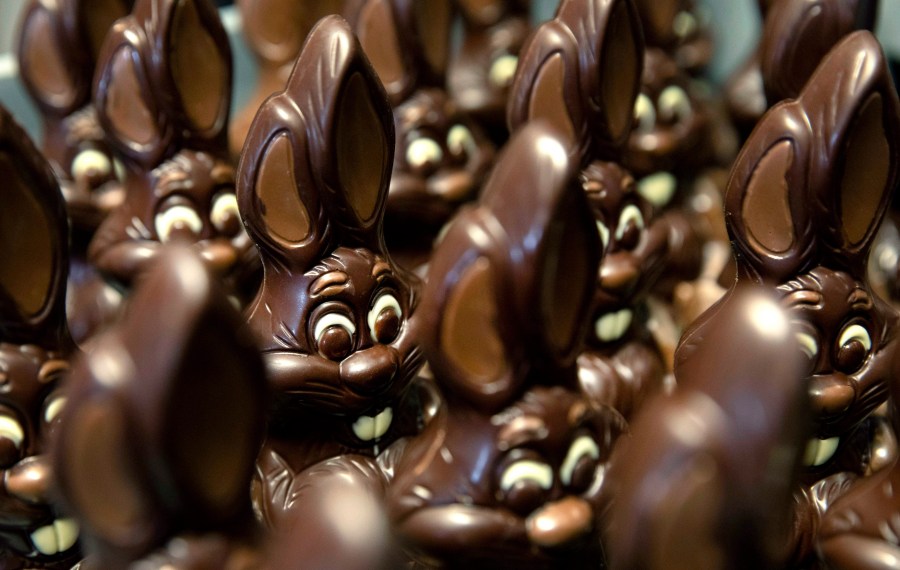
[632,0,712,75]
[0,106,80,568]
[388,121,627,565]
[685,30,900,516]
[87,0,255,290]
[238,16,423,456]
[345,0,495,256]
[52,246,267,568]
[17,0,130,235]
[447,0,532,143]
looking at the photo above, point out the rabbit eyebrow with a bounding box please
[38,359,69,383]
[371,261,392,280]
[848,289,873,311]
[310,272,350,296]
[210,163,235,185]
[782,290,823,309]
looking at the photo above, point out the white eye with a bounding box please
[616,204,644,240]
[406,138,443,170]
[113,158,126,181]
[637,172,677,207]
[795,332,818,361]
[367,294,402,339]
[0,416,24,449]
[500,460,553,492]
[633,93,656,134]
[447,125,476,158]
[839,324,872,352]
[155,204,203,242]
[560,436,600,486]
[596,221,610,250]
[489,54,519,87]
[44,396,67,423]
[314,313,356,344]
[673,10,698,39]
[210,193,240,232]
[71,149,111,181]
[657,86,692,124]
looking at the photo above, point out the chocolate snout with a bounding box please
[340,345,400,396]
[4,456,52,505]
[197,239,239,276]
[525,496,593,548]
[808,374,855,417]
[600,253,640,299]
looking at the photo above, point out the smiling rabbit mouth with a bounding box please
[28,518,80,557]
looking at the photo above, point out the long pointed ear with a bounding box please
[421,121,591,412]
[345,0,414,104]
[0,106,70,348]
[801,31,900,273]
[53,246,266,561]
[760,0,878,105]
[408,0,453,83]
[155,0,233,148]
[632,0,680,47]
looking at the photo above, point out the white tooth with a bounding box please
[595,313,618,342]
[31,524,58,555]
[813,437,840,467]
[55,518,79,552]
[802,439,820,467]
[374,408,393,440]
[616,309,633,339]
[352,415,376,441]
[638,172,677,207]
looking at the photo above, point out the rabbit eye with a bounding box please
[560,436,600,491]
[314,313,356,361]
[406,137,443,171]
[114,158,126,182]
[447,125,476,159]
[596,221,610,251]
[795,331,818,361]
[44,395,67,424]
[499,459,553,515]
[0,415,24,467]
[71,149,112,185]
[835,324,872,373]
[633,93,656,134]
[210,192,241,236]
[673,10,698,39]
[657,86,692,124]
[368,294,402,345]
[616,204,644,250]
[155,204,203,242]
[489,53,519,88]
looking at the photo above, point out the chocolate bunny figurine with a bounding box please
[87,0,258,299]
[447,0,532,145]
[632,0,712,76]
[52,246,268,569]
[607,286,808,569]
[343,0,496,271]
[229,0,346,157]
[0,106,80,568]
[387,120,626,567]
[508,0,670,419]
[17,0,133,346]
[686,30,900,566]
[236,15,426,526]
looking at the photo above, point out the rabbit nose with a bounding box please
[430,170,475,203]
[5,456,52,504]
[340,345,399,395]
[600,254,639,297]
[197,240,238,275]
[526,496,593,548]
[808,374,855,416]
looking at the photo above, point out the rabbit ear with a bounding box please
[409,0,453,81]
[94,14,169,167]
[801,31,900,272]
[17,0,81,114]
[347,0,413,104]
[238,0,305,66]
[760,0,878,104]
[158,0,233,144]
[422,121,593,411]
[632,0,680,47]
[237,15,393,268]
[0,106,70,348]
[54,246,265,561]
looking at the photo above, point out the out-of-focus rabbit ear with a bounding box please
[347,0,412,104]
[17,0,80,115]
[411,0,453,80]
[0,106,70,348]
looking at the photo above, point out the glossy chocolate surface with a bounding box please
[0,105,78,569]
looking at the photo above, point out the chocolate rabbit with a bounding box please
[52,246,267,569]
[685,30,900,566]
[344,0,496,271]
[229,0,346,157]
[17,0,133,346]
[87,0,258,298]
[607,286,808,569]
[0,106,80,568]
[387,120,626,567]
[632,0,712,76]
[447,0,532,145]
[236,15,426,526]
[508,0,670,419]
